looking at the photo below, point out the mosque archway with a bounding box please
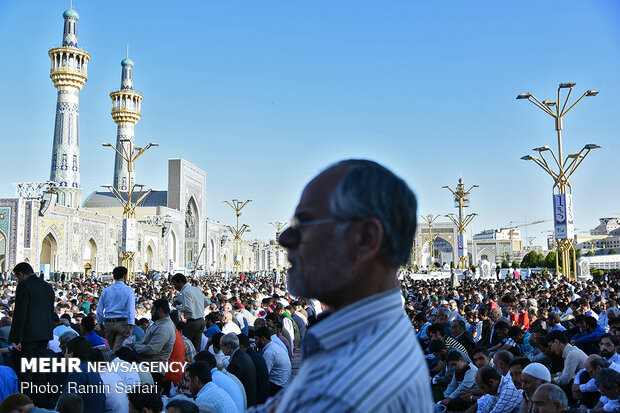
[145,243,154,272]
[83,238,97,275]
[168,230,177,267]
[185,197,199,269]
[40,233,58,272]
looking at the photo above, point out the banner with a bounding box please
[458,233,468,257]
[553,194,574,239]
[122,218,137,252]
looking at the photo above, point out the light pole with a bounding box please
[102,140,158,280]
[443,178,478,269]
[421,214,440,270]
[269,221,286,272]
[518,82,601,280]
[224,199,252,276]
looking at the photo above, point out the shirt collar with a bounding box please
[305,288,406,355]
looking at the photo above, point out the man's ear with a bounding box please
[351,217,383,261]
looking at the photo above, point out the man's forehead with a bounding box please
[295,165,350,216]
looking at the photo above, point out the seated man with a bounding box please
[530,383,568,413]
[474,366,522,413]
[594,368,620,412]
[128,389,164,413]
[541,330,587,389]
[186,361,239,413]
[439,351,478,411]
[571,316,605,355]
[62,337,105,413]
[508,357,530,390]
[520,363,551,413]
[126,298,176,388]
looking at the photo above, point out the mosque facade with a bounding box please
[0,7,284,277]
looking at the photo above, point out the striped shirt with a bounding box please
[249,288,434,413]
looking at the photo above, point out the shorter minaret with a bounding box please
[48,7,90,207]
[110,56,143,192]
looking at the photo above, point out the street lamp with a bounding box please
[518,82,601,280]
[269,222,286,272]
[224,199,252,276]
[443,178,478,269]
[420,214,440,271]
[101,140,158,280]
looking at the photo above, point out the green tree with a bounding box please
[536,252,546,267]
[586,250,595,256]
[501,259,510,269]
[512,260,519,269]
[544,251,556,269]
[610,248,618,254]
[450,261,455,269]
[520,251,537,268]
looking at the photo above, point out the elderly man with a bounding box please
[221,332,258,407]
[520,362,551,413]
[531,383,568,413]
[251,160,433,412]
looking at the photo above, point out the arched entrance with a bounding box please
[0,231,6,272]
[145,244,154,272]
[185,197,199,269]
[168,230,177,267]
[83,238,97,275]
[40,233,58,271]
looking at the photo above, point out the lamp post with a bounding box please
[101,140,158,280]
[443,178,478,269]
[517,83,601,280]
[269,221,286,272]
[224,199,252,276]
[421,214,440,270]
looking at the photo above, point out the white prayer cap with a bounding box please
[522,363,551,382]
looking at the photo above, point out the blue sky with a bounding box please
[1,1,619,245]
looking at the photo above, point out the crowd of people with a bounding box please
[0,159,618,412]
[410,269,620,412]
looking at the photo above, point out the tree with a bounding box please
[450,261,455,269]
[520,250,538,268]
[544,251,556,269]
[586,250,595,256]
[512,260,520,269]
[536,252,546,267]
[610,248,618,255]
[501,259,510,269]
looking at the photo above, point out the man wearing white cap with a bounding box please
[520,363,551,413]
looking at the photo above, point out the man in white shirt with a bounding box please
[222,312,242,335]
[171,273,209,352]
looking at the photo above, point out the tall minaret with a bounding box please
[110,56,143,192]
[48,8,90,208]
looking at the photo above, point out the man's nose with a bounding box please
[278,226,297,249]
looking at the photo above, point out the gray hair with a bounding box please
[537,383,568,408]
[220,333,239,349]
[222,311,233,322]
[59,330,79,344]
[451,320,466,332]
[596,368,620,389]
[494,350,514,366]
[328,159,417,267]
[591,358,610,370]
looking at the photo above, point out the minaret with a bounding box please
[48,8,90,208]
[110,56,143,192]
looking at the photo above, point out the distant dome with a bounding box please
[63,9,79,20]
[121,58,134,67]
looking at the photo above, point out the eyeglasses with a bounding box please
[286,217,348,242]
